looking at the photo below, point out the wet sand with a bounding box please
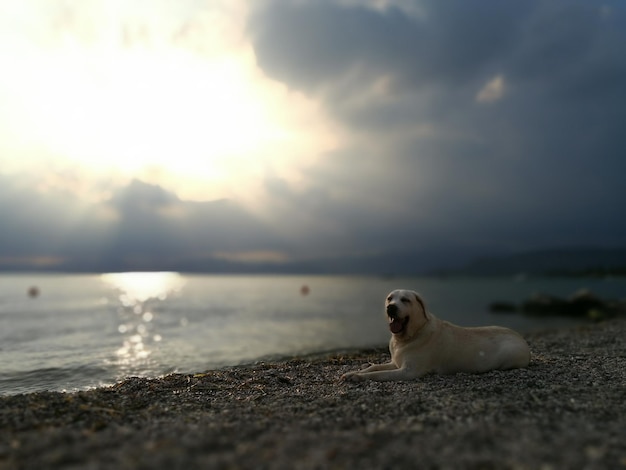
[1,319,625,469]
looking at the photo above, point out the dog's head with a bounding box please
[385,289,428,338]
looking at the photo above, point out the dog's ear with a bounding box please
[414,292,428,320]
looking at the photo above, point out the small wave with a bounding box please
[0,364,116,396]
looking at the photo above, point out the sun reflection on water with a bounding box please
[101,272,184,303]
[101,272,184,376]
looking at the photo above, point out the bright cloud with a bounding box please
[476,75,506,103]
[0,0,337,203]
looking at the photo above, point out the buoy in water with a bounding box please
[27,286,40,298]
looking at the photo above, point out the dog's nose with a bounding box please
[386,304,398,317]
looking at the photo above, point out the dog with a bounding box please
[342,289,530,381]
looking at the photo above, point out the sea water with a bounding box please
[0,273,622,395]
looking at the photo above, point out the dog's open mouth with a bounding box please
[389,316,408,334]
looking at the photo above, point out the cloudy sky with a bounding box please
[1,0,624,273]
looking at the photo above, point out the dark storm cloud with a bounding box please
[249,0,530,92]
[0,177,285,272]
[0,176,116,271]
[250,1,623,101]
[249,0,626,255]
[106,180,284,259]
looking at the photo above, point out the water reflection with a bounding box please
[101,272,184,303]
[101,272,184,375]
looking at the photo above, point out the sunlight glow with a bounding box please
[28,48,287,173]
[0,1,338,202]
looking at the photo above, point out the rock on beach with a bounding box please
[1,320,625,469]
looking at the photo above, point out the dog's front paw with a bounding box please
[341,371,365,382]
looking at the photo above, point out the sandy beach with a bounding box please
[1,319,625,469]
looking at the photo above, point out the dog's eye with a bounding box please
[401,297,410,304]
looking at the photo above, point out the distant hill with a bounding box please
[3,246,626,277]
[457,248,626,277]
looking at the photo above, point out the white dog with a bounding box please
[342,289,530,382]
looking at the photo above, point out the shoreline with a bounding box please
[1,320,625,469]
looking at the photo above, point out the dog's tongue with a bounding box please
[389,318,404,334]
